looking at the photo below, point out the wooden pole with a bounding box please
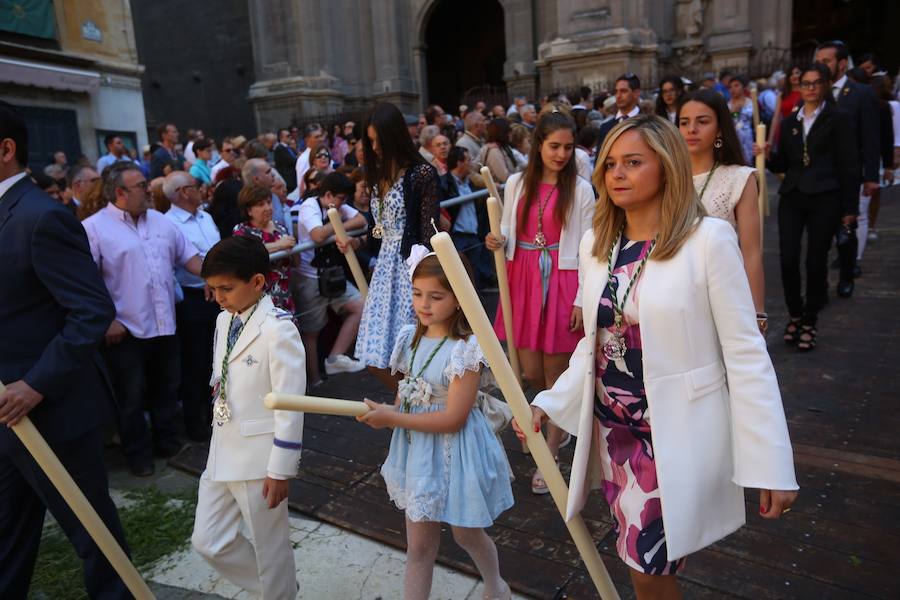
[486,196,521,385]
[265,393,369,417]
[480,166,502,203]
[327,207,368,300]
[0,381,155,600]
[430,233,620,600]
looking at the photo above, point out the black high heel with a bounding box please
[783,318,801,345]
[797,324,817,352]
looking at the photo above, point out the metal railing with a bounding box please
[269,186,498,261]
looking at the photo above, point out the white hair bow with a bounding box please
[405,244,434,281]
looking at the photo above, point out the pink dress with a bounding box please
[494,183,581,354]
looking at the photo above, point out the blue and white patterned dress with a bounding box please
[356,177,417,369]
[381,325,514,527]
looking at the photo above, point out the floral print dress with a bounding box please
[232,221,295,317]
[594,236,685,575]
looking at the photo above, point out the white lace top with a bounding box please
[693,164,756,228]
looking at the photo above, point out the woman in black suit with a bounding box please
[758,63,858,351]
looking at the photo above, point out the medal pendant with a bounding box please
[372,224,384,239]
[803,151,810,167]
[533,231,546,248]
[602,334,627,361]
[213,397,231,426]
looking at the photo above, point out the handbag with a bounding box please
[310,206,348,298]
[475,388,512,434]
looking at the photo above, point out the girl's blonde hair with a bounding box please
[410,254,474,348]
[590,114,705,261]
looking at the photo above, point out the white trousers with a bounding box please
[192,476,296,599]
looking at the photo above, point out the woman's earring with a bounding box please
[714,137,723,149]
[456,305,461,311]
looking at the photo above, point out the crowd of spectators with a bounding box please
[25,46,898,475]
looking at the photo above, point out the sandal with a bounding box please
[783,318,801,344]
[531,457,558,495]
[559,432,573,449]
[797,324,817,352]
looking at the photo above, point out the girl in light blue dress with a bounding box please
[358,248,513,600]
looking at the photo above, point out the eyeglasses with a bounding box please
[315,152,331,159]
[76,176,101,185]
[120,181,149,191]
[799,80,824,90]
[221,148,234,154]
[177,183,200,192]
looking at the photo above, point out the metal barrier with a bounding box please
[269,186,498,261]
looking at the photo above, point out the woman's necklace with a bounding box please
[213,299,262,426]
[697,161,719,203]
[532,183,557,249]
[602,227,657,361]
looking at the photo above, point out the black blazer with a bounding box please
[0,176,116,448]
[594,110,643,155]
[274,143,298,192]
[768,102,859,215]
[833,78,881,183]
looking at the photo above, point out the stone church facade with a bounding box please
[247,0,792,132]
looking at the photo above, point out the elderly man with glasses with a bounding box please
[82,163,203,476]
[164,171,221,441]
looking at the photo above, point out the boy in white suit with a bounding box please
[191,235,305,599]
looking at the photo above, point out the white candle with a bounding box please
[327,207,369,299]
[480,166,501,203]
[1,381,154,599]
[430,232,620,600]
[264,393,370,417]
[755,123,768,240]
[486,196,521,383]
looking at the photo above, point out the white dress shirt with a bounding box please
[165,205,221,288]
[0,171,28,202]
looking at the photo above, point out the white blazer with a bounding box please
[533,218,798,561]
[205,295,306,482]
[499,171,595,270]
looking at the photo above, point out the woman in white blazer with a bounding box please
[485,108,595,494]
[513,115,798,598]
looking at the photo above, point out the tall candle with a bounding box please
[430,232,620,599]
[486,196,521,383]
[265,393,370,417]
[755,123,768,241]
[1,381,155,599]
[327,207,369,299]
[480,166,502,203]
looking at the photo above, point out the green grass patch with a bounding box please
[28,485,197,600]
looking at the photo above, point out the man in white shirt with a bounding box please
[506,95,526,117]
[521,104,538,129]
[455,111,487,188]
[163,171,220,441]
[97,135,134,173]
[294,123,324,197]
[291,172,367,385]
[210,137,237,183]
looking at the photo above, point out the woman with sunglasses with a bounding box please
[755,63,858,351]
[313,147,334,175]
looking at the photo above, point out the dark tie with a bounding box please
[227,316,243,348]
[616,116,625,124]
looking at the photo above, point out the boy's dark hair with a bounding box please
[0,100,29,167]
[193,137,213,153]
[447,146,468,171]
[318,171,355,197]
[201,235,270,281]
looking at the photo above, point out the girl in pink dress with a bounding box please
[486,109,596,494]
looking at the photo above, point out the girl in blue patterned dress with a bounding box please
[358,248,513,600]
[356,103,442,390]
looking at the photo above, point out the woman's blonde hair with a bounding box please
[590,114,705,261]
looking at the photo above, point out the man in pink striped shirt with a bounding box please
[83,162,203,476]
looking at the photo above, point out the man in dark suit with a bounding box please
[595,73,643,153]
[0,101,131,598]
[273,128,298,192]
[814,41,880,297]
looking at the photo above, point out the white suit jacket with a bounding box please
[499,172,595,270]
[205,295,306,482]
[533,218,798,561]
